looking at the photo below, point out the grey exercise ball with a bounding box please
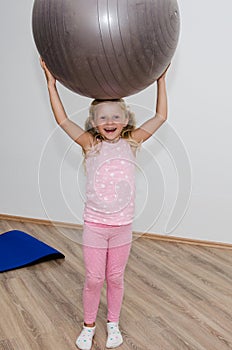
[32,0,180,99]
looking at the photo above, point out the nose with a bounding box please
[106,116,113,124]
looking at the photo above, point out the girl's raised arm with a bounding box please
[131,65,169,143]
[40,58,93,150]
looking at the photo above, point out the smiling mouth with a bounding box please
[104,128,117,133]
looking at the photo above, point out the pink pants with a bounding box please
[82,221,132,323]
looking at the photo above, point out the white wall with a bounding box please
[1,1,232,243]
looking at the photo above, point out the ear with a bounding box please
[123,115,129,127]
[91,119,96,128]
[91,120,99,133]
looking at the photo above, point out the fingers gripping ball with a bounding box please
[32,0,180,99]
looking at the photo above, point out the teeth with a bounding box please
[105,128,116,132]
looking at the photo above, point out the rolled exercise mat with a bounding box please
[0,230,65,272]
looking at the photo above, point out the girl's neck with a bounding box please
[104,136,121,144]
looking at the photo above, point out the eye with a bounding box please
[113,115,121,120]
[99,115,106,120]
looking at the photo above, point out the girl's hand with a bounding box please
[40,57,56,86]
[157,63,171,82]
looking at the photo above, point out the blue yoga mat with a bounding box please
[0,230,65,272]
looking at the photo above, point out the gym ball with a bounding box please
[32,0,180,99]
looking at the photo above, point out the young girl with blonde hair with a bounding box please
[40,57,169,350]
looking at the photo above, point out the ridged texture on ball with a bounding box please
[32,0,180,99]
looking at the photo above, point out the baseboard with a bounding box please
[1,213,232,250]
[137,233,232,250]
[0,213,82,229]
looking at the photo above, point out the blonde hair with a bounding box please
[85,98,138,148]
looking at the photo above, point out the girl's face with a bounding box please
[92,102,128,141]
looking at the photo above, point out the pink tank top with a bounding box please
[83,138,136,225]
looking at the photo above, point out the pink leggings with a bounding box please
[82,221,132,324]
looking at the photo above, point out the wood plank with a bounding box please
[1,218,232,349]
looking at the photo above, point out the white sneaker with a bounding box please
[76,325,96,350]
[106,322,123,348]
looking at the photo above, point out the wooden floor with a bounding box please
[1,219,232,350]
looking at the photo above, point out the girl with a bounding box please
[40,57,169,349]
